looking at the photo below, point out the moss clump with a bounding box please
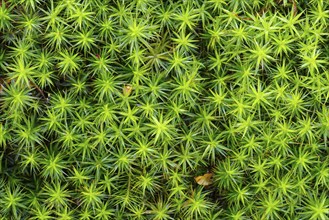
[0,0,329,219]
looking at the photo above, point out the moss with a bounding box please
[0,0,328,219]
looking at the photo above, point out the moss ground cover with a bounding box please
[0,0,329,219]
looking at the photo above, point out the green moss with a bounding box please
[0,0,328,219]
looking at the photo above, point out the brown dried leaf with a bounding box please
[194,173,213,186]
[292,0,297,16]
